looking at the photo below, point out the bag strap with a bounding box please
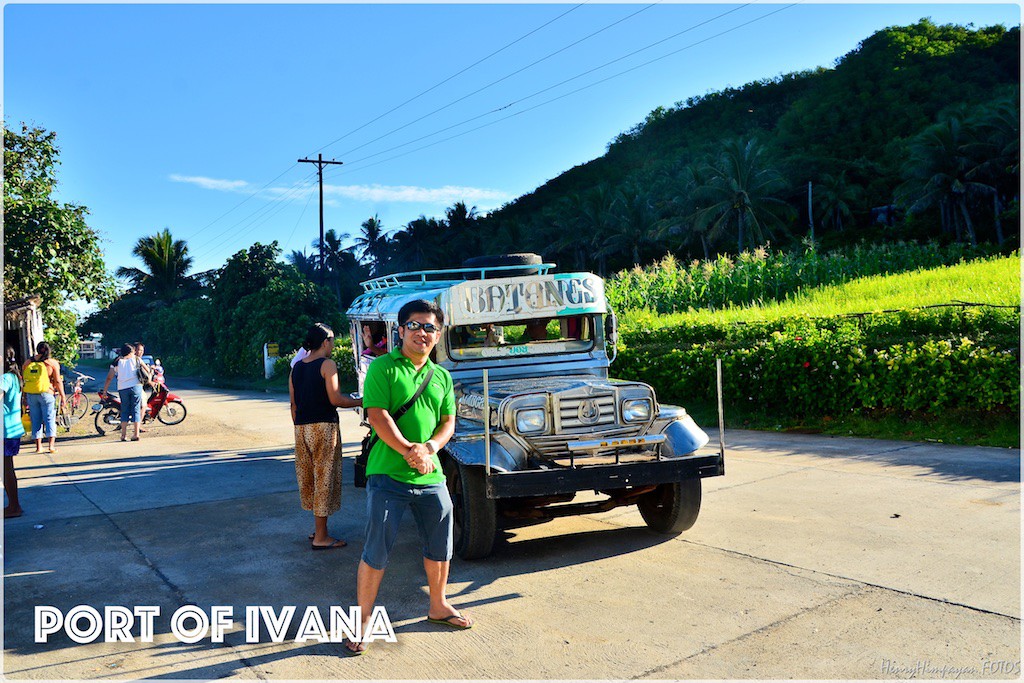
[366,366,435,449]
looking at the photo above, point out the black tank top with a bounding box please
[291,357,338,425]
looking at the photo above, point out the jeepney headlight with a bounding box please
[515,408,547,434]
[622,398,652,423]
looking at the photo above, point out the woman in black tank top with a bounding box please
[289,323,362,550]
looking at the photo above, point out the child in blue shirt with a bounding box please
[2,355,27,518]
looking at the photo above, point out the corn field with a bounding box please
[605,242,1001,314]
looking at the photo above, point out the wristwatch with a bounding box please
[425,440,438,454]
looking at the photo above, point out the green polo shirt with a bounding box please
[362,347,455,485]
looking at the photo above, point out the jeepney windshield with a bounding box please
[447,315,596,360]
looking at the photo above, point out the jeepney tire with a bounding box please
[462,253,543,278]
[462,253,542,268]
[637,478,702,534]
[444,456,497,560]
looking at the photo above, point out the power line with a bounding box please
[325,3,769,177]
[186,2,793,267]
[333,3,662,161]
[189,173,318,264]
[311,2,589,157]
[196,188,315,264]
[283,188,318,251]
[190,171,317,252]
[181,5,590,251]
[181,163,301,240]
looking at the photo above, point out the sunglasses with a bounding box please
[401,321,441,333]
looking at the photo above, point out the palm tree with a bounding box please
[392,216,447,270]
[561,185,616,274]
[548,197,586,270]
[352,215,390,276]
[967,95,1019,245]
[666,162,715,260]
[898,114,989,246]
[444,201,480,258]
[489,217,531,258]
[115,228,195,304]
[311,229,355,303]
[691,138,793,253]
[815,171,862,233]
[287,249,318,279]
[598,185,669,268]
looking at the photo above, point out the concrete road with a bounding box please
[3,381,1020,679]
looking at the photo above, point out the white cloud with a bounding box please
[169,173,510,207]
[323,183,510,205]
[169,174,250,192]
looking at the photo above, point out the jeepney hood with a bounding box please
[457,376,623,402]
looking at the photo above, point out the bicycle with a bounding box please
[65,371,94,421]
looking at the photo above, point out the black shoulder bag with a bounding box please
[354,366,435,488]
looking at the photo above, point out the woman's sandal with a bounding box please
[426,612,473,629]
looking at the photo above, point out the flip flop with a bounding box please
[341,639,368,656]
[311,539,347,551]
[4,508,23,519]
[427,613,473,629]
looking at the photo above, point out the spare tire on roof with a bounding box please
[462,253,544,278]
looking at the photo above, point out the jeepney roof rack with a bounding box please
[359,263,557,293]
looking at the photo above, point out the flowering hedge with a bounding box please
[614,309,1020,417]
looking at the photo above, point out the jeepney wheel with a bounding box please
[443,456,497,560]
[637,478,701,534]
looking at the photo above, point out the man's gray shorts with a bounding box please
[362,474,454,570]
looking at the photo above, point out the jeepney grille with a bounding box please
[558,392,617,431]
[526,425,645,458]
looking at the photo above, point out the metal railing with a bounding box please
[360,263,557,292]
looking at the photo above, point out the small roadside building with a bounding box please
[4,295,44,364]
[78,335,105,359]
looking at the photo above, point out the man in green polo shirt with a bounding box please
[344,299,474,656]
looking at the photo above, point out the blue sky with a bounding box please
[4,2,1020,298]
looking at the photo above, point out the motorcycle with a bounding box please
[93,384,188,435]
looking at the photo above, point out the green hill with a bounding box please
[471,20,1018,273]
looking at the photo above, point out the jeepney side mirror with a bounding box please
[604,311,618,363]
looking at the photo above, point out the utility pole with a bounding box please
[297,153,343,285]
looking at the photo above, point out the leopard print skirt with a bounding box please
[293,422,343,517]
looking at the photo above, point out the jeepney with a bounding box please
[346,255,725,559]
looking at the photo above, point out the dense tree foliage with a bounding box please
[84,241,343,379]
[349,20,1015,278]
[3,122,115,364]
